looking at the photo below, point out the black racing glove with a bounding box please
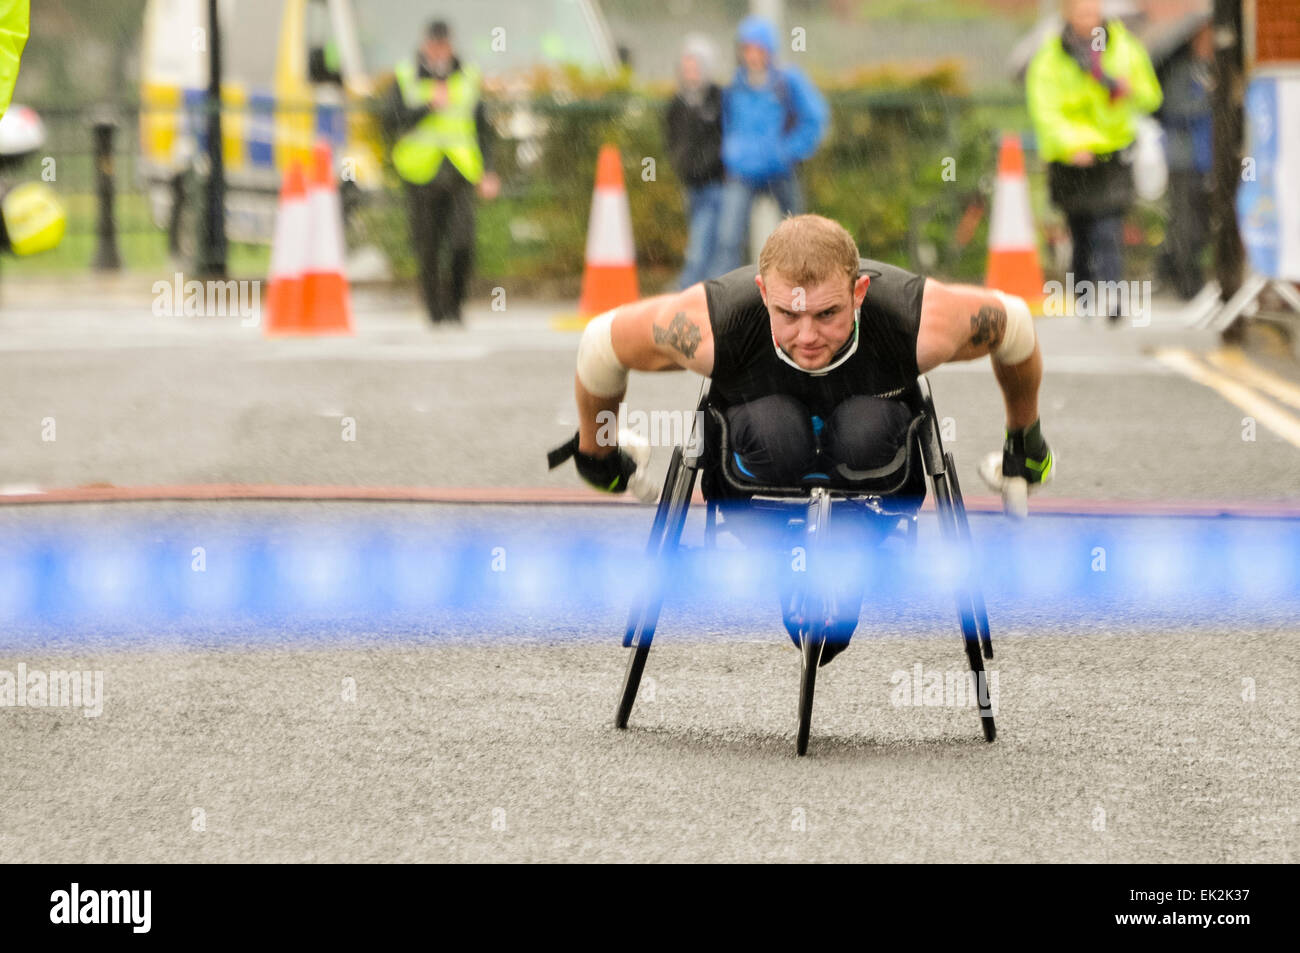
[547,432,639,493]
[1001,418,1054,486]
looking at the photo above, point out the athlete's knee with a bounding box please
[823,396,913,472]
[726,394,817,484]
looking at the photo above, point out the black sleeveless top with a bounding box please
[703,258,925,415]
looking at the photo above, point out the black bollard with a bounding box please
[92,116,122,271]
[196,0,227,278]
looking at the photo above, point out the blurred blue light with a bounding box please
[0,510,1295,643]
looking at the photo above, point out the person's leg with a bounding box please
[678,185,708,289]
[717,392,821,557]
[446,177,477,322]
[1164,171,1197,299]
[678,182,722,289]
[821,395,915,480]
[769,171,803,216]
[405,183,443,323]
[426,183,453,322]
[1090,213,1125,322]
[711,177,755,275]
[724,395,846,660]
[814,394,919,664]
[724,394,818,485]
[1186,174,1213,297]
[1067,211,1094,293]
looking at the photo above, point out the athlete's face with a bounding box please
[757,271,870,371]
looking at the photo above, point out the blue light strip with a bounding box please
[0,511,1296,643]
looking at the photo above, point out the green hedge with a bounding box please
[364,68,1035,293]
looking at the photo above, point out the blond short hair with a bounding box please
[757,214,860,289]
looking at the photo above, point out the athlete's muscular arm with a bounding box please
[575,283,715,456]
[915,278,1042,430]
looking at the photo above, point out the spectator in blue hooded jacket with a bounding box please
[712,16,829,276]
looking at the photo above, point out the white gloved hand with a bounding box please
[619,429,661,503]
[979,451,1029,519]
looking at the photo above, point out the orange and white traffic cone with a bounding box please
[576,144,638,320]
[301,140,352,334]
[264,160,309,335]
[985,133,1045,313]
[265,141,352,336]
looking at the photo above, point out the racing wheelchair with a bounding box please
[615,375,995,756]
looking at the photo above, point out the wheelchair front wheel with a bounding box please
[796,621,827,756]
[793,488,834,756]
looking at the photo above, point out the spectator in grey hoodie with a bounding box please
[665,35,725,289]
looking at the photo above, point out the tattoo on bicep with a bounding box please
[653,310,702,359]
[969,305,1007,350]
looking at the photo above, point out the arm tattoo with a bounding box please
[969,304,1007,350]
[653,310,702,359]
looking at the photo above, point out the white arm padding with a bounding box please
[991,291,1036,365]
[576,309,629,398]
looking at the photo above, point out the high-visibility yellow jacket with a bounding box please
[0,0,30,119]
[391,58,484,185]
[1027,20,1162,164]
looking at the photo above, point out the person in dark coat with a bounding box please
[1157,21,1214,300]
[665,34,725,289]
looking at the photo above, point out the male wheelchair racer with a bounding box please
[615,375,994,756]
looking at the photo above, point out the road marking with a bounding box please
[1155,348,1300,449]
[250,344,494,362]
[1203,347,1300,412]
[0,484,43,495]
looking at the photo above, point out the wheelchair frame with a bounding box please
[614,375,995,756]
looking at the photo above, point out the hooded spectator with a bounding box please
[712,16,829,275]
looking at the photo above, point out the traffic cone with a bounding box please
[301,140,352,334]
[264,160,309,335]
[576,144,638,320]
[985,133,1045,313]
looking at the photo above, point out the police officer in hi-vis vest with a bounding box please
[386,19,499,324]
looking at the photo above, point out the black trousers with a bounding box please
[1065,211,1125,304]
[404,166,476,322]
[725,393,915,487]
[1159,170,1211,300]
[1048,156,1132,315]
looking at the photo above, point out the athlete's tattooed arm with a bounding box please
[915,278,1041,431]
[968,304,1007,351]
[574,284,714,455]
[917,278,1025,371]
[653,311,702,360]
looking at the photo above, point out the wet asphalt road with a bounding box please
[1,291,1298,861]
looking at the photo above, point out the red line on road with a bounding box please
[1,484,1298,518]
